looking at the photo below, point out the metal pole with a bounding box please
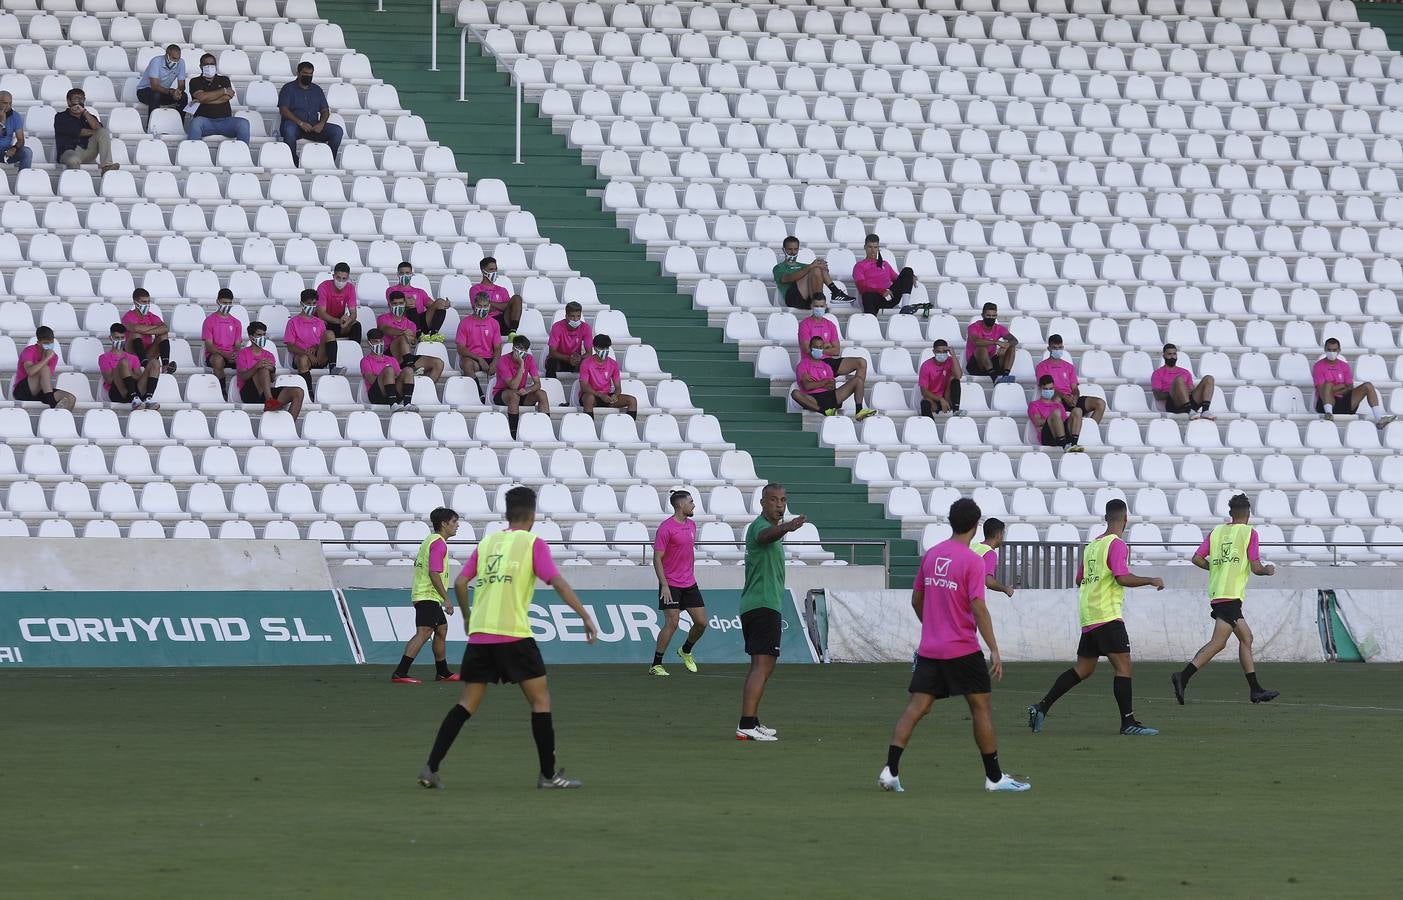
[430,0,439,71]
[377,0,384,11]
[514,76,523,164]
[458,27,468,102]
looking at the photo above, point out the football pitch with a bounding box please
[10,662,1401,899]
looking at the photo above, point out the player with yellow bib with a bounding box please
[1172,493,1278,705]
[1027,499,1165,736]
[416,486,598,791]
[390,507,459,684]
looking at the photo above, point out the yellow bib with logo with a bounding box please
[468,530,539,638]
[411,534,446,603]
[1206,523,1254,601]
[1078,534,1125,628]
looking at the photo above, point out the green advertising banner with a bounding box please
[0,591,356,667]
[345,589,816,666]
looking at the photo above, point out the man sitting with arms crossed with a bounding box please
[1313,337,1395,429]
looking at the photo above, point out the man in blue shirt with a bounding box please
[278,61,343,166]
[0,91,33,171]
[138,44,187,121]
[54,88,118,172]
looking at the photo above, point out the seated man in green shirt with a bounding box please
[773,235,853,309]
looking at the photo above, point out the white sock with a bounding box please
[1371,405,1381,422]
[1324,403,1334,414]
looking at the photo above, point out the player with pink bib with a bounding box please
[648,490,708,676]
[878,498,1030,794]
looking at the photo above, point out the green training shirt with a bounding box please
[741,516,786,613]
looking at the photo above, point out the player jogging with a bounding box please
[972,518,1015,599]
[1027,499,1165,736]
[1172,494,1279,705]
[391,507,460,684]
[735,483,806,742]
[879,498,1029,794]
[417,487,598,790]
[648,490,708,676]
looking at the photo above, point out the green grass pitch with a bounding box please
[9,662,1401,898]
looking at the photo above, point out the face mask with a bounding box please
[594,348,609,360]
[136,303,150,315]
[299,74,313,86]
[252,336,268,348]
[483,271,498,283]
[41,342,54,351]
[514,349,526,360]
[217,303,232,315]
[201,65,216,78]
[810,307,825,318]
[166,57,179,69]
[333,277,348,289]
[370,342,384,355]
[1325,350,1339,361]
[391,305,405,317]
[933,351,949,363]
[982,316,996,327]
[1041,388,1055,400]
[473,306,490,319]
[111,338,124,350]
[398,274,412,286]
[784,252,798,262]
[1050,348,1064,360]
[302,304,317,316]
[565,318,582,329]
[809,348,824,360]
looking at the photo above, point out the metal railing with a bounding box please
[321,538,891,569]
[1002,542,1403,590]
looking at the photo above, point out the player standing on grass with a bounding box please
[648,490,708,677]
[418,486,598,790]
[1027,499,1164,736]
[735,484,806,742]
[391,507,460,685]
[878,499,1030,794]
[1172,493,1279,705]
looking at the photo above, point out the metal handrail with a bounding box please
[319,538,891,568]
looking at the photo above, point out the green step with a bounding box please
[321,1,915,587]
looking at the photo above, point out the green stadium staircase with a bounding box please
[320,1,918,586]
[1356,1,1403,48]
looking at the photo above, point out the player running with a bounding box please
[972,517,1015,599]
[417,487,598,790]
[391,507,460,684]
[879,498,1030,794]
[648,490,708,676]
[735,483,806,742]
[1027,499,1165,736]
[1172,494,1279,705]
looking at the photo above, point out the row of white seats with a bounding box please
[3,0,321,22]
[0,17,343,55]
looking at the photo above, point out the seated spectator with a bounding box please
[852,233,918,316]
[122,289,176,375]
[792,336,867,417]
[361,328,418,412]
[1314,337,1395,428]
[1036,334,1105,424]
[965,302,1017,384]
[578,334,637,419]
[55,89,118,173]
[388,261,449,342]
[278,61,343,166]
[379,294,444,383]
[1151,343,1215,421]
[494,334,549,439]
[236,321,303,415]
[138,44,187,122]
[316,262,363,344]
[101,323,160,410]
[453,291,501,386]
[284,289,344,397]
[202,288,242,398]
[12,327,76,411]
[1029,374,1084,453]
[918,338,963,418]
[0,91,34,171]
[800,294,875,419]
[545,301,592,378]
[973,518,1015,599]
[187,53,250,143]
[773,235,852,309]
[476,256,524,336]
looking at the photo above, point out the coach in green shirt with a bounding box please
[736,483,807,742]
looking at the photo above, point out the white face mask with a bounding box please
[217,303,232,315]
[482,271,498,283]
[809,347,824,360]
[369,342,384,355]
[810,307,825,318]
[391,305,405,317]
[933,351,949,363]
[201,65,217,78]
[565,318,582,329]
[252,336,268,348]
[1325,350,1339,361]
[302,304,317,316]
[594,348,609,359]
[1041,388,1055,400]
[165,57,179,69]
[513,349,526,360]
[136,303,150,315]
[473,306,490,319]
[784,252,798,262]
[1050,348,1065,360]
[111,338,124,350]
[398,274,412,286]
[333,277,348,289]
[41,342,55,351]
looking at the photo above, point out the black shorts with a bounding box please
[414,600,448,628]
[966,357,996,376]
[545,357,578,378]
[459,637,547,684]
[367,383,393,405]
[1315,393,1356,415]
[659,584,705,611]
[205,351,236,368]
[909,651,991,698]
[106,381,131,402]
[783,283,812,309]
[820,357,843,375]
[741,608,782,658]
[12,380,37,402]
[1165,399,1193,414]
[1040,422,1062,445]
[1077,620,1132,658]
[239,381,265,404]
[806,389,838,412]
[1210,600,1246,626]
[1062,396,1095,413]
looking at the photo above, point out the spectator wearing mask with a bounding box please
[379,293,445,384]
[316,262,363,344]
[799,294,876,419]
[454,291,502,388]
[791,335,868,417]
[1313,337,1395,429]
[278,61,343,165]
[578,334,637,419]
[186,53,249,143]
[545,301,592,378]
[138,44,186,121]
[1029,374,1084,453]
[0,91,33,171]
[388,261,449,342]
[493,334,549,438]
[852,234,918,316]
[122,289,176,375]
[1035,334,1105,425]
[475,256,524,337]
[236,321,304,415]
[202,288,243,398]
[773,235,853,310]
[12,327,76,410]
[965,302,1017,384]
[284,289,344,397]
[1151,344,1215,421]
[362,328,418,412]
[100,323,160,410]
[917,338,963,418]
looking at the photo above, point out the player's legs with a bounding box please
[998,342,1017,373]
[519,675,566,781]
[740,654,776,720]
[1192,375,1216,417]
[652,608,680,669]
[1169,375,1191,409]
[1083,395,1106,423]
[791,389,822,413]
[1233,618,1278,701]
[1067,407,1083,441]
[970,346,994,374]
[1029,655,1095,730]
[965,691,1024,788]
[834,376,862,406]
[835,356,867,381]
[528,387,550,414]
[277,385,304,417]
[1175,616,1233,703]
[682,605,708,651]
[1107,651,1153,734]
[885,691,936,776]
[1352,382,1379,410]
[431,624,453,679]
[581,387,598,414]
[393,625,434,680]
[421,681,488,784]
